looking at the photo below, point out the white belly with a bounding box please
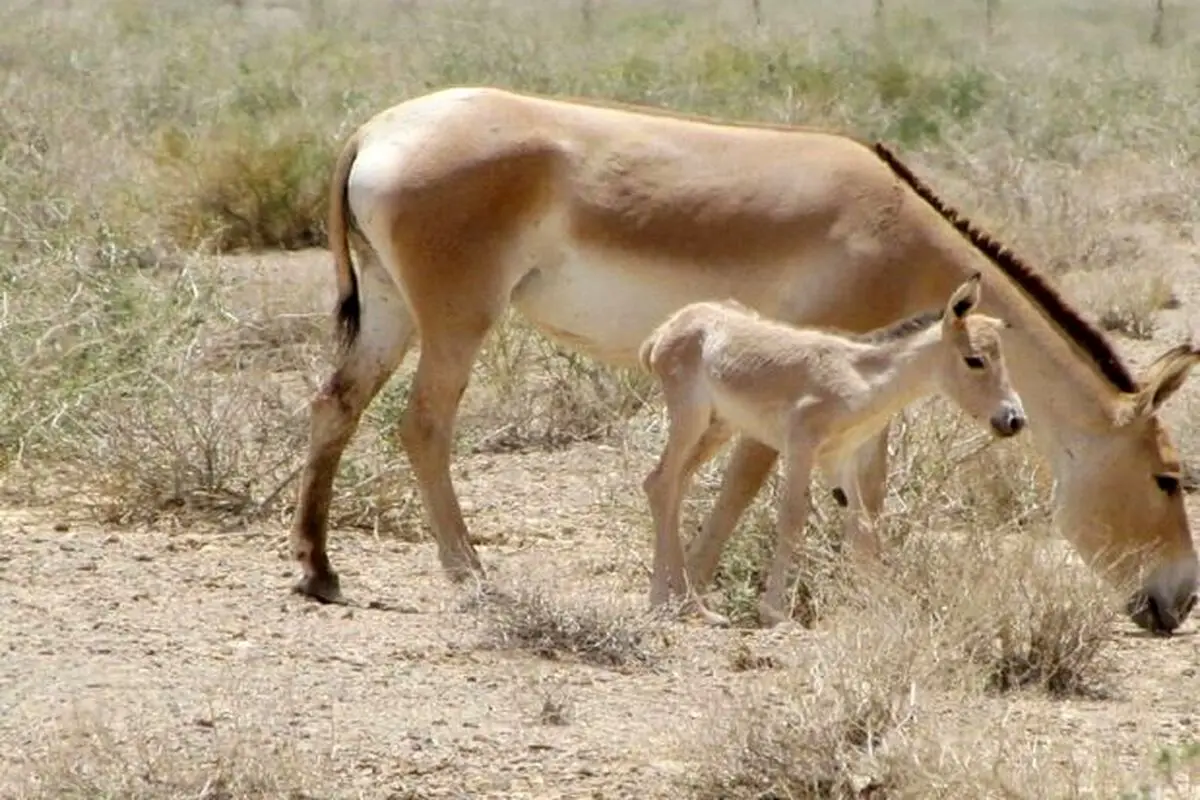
[507,234,791,367]
[705,382,791,453]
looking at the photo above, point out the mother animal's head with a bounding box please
[1056,342,1200,635]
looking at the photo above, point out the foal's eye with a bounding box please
[1155,473,1181,497]
[964,355,986,370]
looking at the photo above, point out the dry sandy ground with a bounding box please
[3,245,1200,798]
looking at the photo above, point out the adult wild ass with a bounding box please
[638,275,1025,626]
[292,86,1200,634]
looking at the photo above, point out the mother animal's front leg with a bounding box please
[832,429,889,560]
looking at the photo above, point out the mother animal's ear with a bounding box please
[946,272,983,321]
[1127,342,1200,419]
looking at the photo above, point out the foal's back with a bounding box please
[643,300,874,450]
[655,301,871,390]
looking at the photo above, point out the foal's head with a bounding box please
[937,273,1026,438]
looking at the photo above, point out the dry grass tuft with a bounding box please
[157,121,333,253]
[70,365,308,526]
[538,689,574,726]
[687,514,1122,797]
[468,315,657,454]
[1083,268,1179,341]
[688,603,924,799]
[12,713,328,800]
[889,528,1119,700]
[461,580,665,669]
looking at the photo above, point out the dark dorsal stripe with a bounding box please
[871,142,1139,395]
[852,308,944,345]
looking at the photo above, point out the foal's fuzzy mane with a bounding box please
[852,308,944,344]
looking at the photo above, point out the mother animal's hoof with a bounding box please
[441,551,486,585]
[292,571,344,604]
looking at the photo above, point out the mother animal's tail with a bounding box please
[327,129,364,350]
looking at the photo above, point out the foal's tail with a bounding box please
[327,128,364,351]
[633,319,672,376]
[637,328,661,374]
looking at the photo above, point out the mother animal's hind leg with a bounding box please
[398,311,498,584]
[684,436,780,589]
[292,256,415,603]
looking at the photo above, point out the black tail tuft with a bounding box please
[335,272,361,350]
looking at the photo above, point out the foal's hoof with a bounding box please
[292,571,345,605]
[697,607,733,628]
[680,597,732,628]
[756,602,792,629]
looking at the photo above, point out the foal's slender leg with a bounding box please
[685,436,780,589]
[644,402,728,625]
[292,256,415,602]
[644,398,710,604]
[680,419,735,480]
[760,428,817,627]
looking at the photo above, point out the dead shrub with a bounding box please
[64,362,308,527]
[688,600,924,799]
[887,528,1118,700]
[11,709,329,800]
[468,315,657,453]
[461,580,664,669]
[156,119,333,253]
[1086,268,1178,341]
[884,401,1050,539]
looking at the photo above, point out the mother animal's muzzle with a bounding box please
[1126,589,1198,635]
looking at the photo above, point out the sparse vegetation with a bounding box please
[3,0,1200,795]
[462,579,665,669]
[10,710,329,800]
[157,121,334,252]
[1093,269,1180,341]
[537,686,575,726]
[689,595,924,798]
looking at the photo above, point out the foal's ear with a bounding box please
[1127,342,1200,420]
[946,272,983,322]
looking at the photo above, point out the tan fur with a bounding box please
[294,86,1200,634]
[639,276,1024,626]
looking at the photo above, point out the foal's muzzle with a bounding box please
[990,404,1026,438]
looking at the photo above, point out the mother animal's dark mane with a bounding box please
[871,142,1139,395]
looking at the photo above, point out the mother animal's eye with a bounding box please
[1155,473,1181,497]
[964,355,986,370]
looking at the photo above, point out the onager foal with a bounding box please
[639,273,1025,626]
